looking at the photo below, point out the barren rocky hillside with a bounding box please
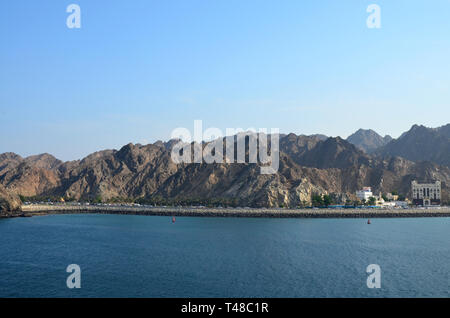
[0,128,449,207]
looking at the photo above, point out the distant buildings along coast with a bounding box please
[354,180,442,208]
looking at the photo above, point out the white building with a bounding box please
[382,201,408,208]
[394,201,409,208]
[356,187,373,202]
[411,180,441,206]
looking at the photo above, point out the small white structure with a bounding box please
[356,187,373,202]
[385,193,399,201]
[393,201,408,208]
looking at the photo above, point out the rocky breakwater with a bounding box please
[21,204,450,218]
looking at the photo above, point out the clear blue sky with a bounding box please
[1,0,450,161]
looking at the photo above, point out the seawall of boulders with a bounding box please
[20,204,450,218]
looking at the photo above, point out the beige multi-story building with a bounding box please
[411,180,441,206]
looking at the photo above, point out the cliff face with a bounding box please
[0,184,22,212]
[0,129,449,207]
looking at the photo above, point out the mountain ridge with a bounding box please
[1,124,449,207]
[376,124,450,166]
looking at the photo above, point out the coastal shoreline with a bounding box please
[8,204,450,219]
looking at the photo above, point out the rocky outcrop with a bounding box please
[0,184,22,213]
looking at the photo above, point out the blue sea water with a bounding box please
[0,214,448,297]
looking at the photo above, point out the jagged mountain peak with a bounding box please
[347,128,392,153]
[436,123,450,138]
[0,152,23,161]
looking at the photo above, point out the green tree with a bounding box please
[368,196,376,206]
[323,194,333,207]
[94,195,102,204]
[311,194,324,207]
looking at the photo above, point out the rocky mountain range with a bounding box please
[375,124,450,166]
[0,124,449,210]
